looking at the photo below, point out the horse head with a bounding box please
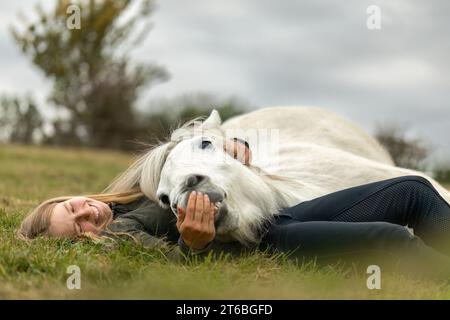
[140,110,282,244]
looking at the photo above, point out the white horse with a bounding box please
[138,106,450,245]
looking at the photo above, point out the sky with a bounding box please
[0,0,449,165]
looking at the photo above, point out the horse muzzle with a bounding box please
[172,188,228,224]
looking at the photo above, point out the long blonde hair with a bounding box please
[19,188,144,240]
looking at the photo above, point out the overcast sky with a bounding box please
[1,0,449,165]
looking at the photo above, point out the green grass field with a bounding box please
[1,144,449,299]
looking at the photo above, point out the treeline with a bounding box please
[0,92,246,150]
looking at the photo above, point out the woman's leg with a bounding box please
[261,218,450,277]
[279,176,450,254]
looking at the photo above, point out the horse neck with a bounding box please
[258,172,307,210]
[245,167,300,211]
[226,167,306,245]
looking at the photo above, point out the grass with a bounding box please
[1,143,450,299]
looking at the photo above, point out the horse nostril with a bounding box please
[185,174,206,188]
[158,194,170,206]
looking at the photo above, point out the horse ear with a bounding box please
[201,109,222,129]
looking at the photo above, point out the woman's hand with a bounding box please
[176,191,216,250]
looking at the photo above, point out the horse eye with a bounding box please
[201,139,212,150]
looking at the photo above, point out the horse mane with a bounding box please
[139,142,176,202]
[102,151,149,194]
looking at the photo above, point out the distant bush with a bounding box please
[0,95,45,144]
[375,123,429,170]
[434,167,450,184]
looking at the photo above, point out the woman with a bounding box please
[18,140,450,275]
[18,188,242,259]
[18,176,450,278]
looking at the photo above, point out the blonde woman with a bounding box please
[18,139,251,258]
[18,188,243,258]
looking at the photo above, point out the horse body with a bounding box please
[142,106,450,245]
[222,106,450,204]
[222,106,394,165]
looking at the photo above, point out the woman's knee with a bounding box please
[363,222,416,245]
[392,175,431,186]
[390,175,437,195]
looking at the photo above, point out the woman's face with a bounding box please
[48,197,113,238]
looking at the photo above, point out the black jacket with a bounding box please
[103,197,249,260]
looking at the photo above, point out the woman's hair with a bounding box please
[18,189,144,240]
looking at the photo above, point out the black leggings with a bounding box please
[261,176,450,269]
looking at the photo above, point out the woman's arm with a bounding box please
[106,215,170,250]
[105,195,249,259]
[104,199,177,250]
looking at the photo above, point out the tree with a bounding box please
[375,123,429,170]
[0,95,45,144]
[11,0,168,149]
